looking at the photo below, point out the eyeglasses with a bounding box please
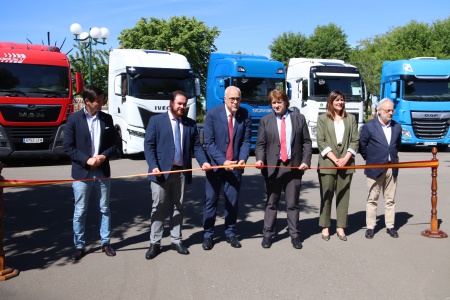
[381,109,394,113]
[227,97,241,102]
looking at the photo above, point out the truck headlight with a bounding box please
[402,128,412,138]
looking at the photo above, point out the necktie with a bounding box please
[280,116,288,162]
[90,118,95,156]
[226,114,233,160]
[174,118,182,164]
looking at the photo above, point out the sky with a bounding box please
[1,0,449,58]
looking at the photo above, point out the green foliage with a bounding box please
[269,32,308,67]
[68,43,110,94]
[306,23,350,60]
[118,16,220,117]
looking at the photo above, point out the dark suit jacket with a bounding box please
[255,110,312,178]
[203,105,251,173]
[317,113,359,175]
[359,117,402,178]
[144,112,208,184]
[63,109,119,179]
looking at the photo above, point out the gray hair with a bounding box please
[224,86,241,98]
[377,98,393,111]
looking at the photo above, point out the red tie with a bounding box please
[280,116,288,162]
[226,114,233,160]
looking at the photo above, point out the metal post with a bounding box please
[0,162,20,280]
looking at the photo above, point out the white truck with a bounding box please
[286,58,366,148]
[108,49,200,155]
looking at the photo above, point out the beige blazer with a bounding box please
[316,113,359,175]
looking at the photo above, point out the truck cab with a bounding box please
[380,57,450,151]
[286,58,366,148]
[108,49,200,155]
[205,53,285,149]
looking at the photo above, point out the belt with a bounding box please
[171,165,183,171]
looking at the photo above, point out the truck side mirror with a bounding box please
[195,78,200,96]
[286,82,292,99]
[216,78,225,101]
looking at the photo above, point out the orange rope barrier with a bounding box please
[0,159,439,188]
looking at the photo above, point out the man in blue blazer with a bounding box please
[144,91,211,260]
[202,86,251,250]
[64,86,119,261]
[359,98,402,239]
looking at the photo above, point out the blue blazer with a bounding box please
[63,109,119,179]
[203,105,251,173]
[144,112,208,184]
[359,118,402,178]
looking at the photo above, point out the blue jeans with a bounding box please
[72,169,111,249]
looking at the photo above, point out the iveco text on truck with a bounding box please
[204,53,285,149]
[0,42,83,160]
[380,57,450,151]
[286,58,366,148]
[108,49,200,155]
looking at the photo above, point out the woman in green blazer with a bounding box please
[317,90,359,241]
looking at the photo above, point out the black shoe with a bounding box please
[365,229,374,239]
[202,238,213,250]
[70,248,85,261]
[101,244,116,257]
[226,236,242,248]
[145,244,161,260]
[261,237,272,249]
[171,242,190,255]
[386,228,399,238]
[291,237,303,249]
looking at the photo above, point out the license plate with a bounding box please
[424,142,437,146]
[23,138,43,143]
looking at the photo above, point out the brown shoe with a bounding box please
[102,244,116,256]
[70,248,85,261]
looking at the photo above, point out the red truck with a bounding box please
[0,42,83,160]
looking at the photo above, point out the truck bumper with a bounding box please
[0,124,67,160]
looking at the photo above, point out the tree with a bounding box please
[307,23,351,60]
[269,32,308,67]
[118,16,220,116]
[68,43,110,94]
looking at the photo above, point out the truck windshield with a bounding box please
[312,76,363,101]
[0,63,69,98]
[230,77,285,104]
[129,76,195,100]
[402,79,450,101]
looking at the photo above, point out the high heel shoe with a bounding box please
[336,232,347,241]
[322,234,330,241]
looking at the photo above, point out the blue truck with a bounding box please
[380,57,450,151]
[203,53,285,149]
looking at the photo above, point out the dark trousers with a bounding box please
[203,168,242,238]
[263,161,302,239]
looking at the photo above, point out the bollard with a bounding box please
[421,147,448,238]
[0,161,20,280]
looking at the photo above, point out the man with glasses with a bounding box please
[359,98,402,239]
[202,86,251,250]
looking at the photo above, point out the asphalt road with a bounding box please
[1,148,450,300]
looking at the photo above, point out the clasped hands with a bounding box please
[87,155,106,168]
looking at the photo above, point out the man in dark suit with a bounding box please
[255,89,312,249]
[64,86,119,261]
[202,86,251,250]
[359,98,402,239]
[144,90,211,260]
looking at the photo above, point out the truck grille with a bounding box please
[0,104,61,122]
[412,119,449,139]
[4,127,58,151]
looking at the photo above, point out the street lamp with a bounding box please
[70,23,110,85]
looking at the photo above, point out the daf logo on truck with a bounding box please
[424,114,438,118]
